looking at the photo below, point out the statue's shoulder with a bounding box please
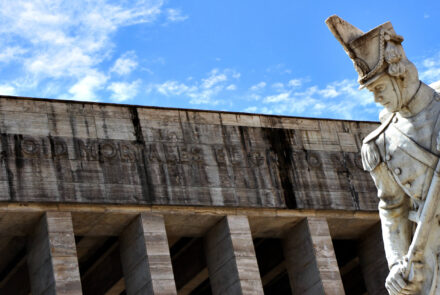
[361,111,395,172]
[363,110,395,145]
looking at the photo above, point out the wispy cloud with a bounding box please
[108,80,141,102]
[201,69,227,89]
[226,84,237,91]
[288,79,302,88]
[431,81,440,92]
[0,0,182,100]
[271,82,285,92]
[0,46,27,63]
[155,81,196,96]
[0,84,16,96]
[147,68,240,106]
[256,79,376,119]
[146,68,378,119]
[166,8,188,22]
[111,51,138,76]
[67,71,107,101]
[244,106,258,113]
[266,63,291,75]
[419,53,440,84]
[264,92,291,103]
[249,82,266,91]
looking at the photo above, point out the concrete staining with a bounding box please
[0,96,378,210]
[0,96,385,294]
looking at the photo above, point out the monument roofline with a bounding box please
[0,94,379,124]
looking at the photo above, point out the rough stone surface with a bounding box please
[204,215,264,295]
[358,223,388,295]
[283,217,345,295]
[0,96,379,210]
[119,213,177,295]
[26,212,82,295]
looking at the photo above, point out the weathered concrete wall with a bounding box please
[0,96,379,210]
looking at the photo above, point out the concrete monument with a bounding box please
[327,15,440,295]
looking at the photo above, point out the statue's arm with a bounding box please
[362,140,411,269]
[370,163,411,269]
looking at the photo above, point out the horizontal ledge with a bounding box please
[0,203,379,220]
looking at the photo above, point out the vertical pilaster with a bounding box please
[119,213,176,295]
[283,217,344,295]
[27,212,82,295]
[358,223,388,294]
[204,215,264,295]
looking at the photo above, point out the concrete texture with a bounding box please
[0,96,379,211]
[27,212,82,294]
[204,215,264,294]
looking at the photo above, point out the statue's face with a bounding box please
[366,75,400,113]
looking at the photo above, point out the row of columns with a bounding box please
[25,212,385,295]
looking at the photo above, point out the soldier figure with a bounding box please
[326,16,440,295]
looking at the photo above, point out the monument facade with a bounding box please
[0,94,388,294]
[327,15,440,295]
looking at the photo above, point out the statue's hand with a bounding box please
[385,259,423,295]
[385,264,409,295]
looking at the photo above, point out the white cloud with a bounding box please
[188,91,222,105]
[68,71,107,101]
[288,79,302,88]
[166,8,188,22]
[0,0,166,99]
[419,53,440,84]
[147,68,238,106]
[271,82,284,91]
[25,47,93,79]
[226,84,236,91]
[111,51,138,75]
[261,79,375,119]
[201,69,227,89]
[431,80,440,92]
[0,84,16,95]
[319,85,339,98]
[146,70,377,118]
[155,80,195,96]
[108,80,140,102]
[0,46,27,63]
[232,72,241,79]
[266,63,291,75]
[264,92,291,103]
[249,82,266,91]
[244,106,258,113]
[260,107,274,114]
[249,93,261,101]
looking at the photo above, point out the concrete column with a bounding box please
[27,212,82,295]
[204,215,264,295]
[358,223,388,294]
[283,217,345,295]
[119,213,177,295]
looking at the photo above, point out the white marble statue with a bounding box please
[326,15,440,295]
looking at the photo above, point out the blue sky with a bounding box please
[0,0,439,121]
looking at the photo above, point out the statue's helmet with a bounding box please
[326,15,406,89]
